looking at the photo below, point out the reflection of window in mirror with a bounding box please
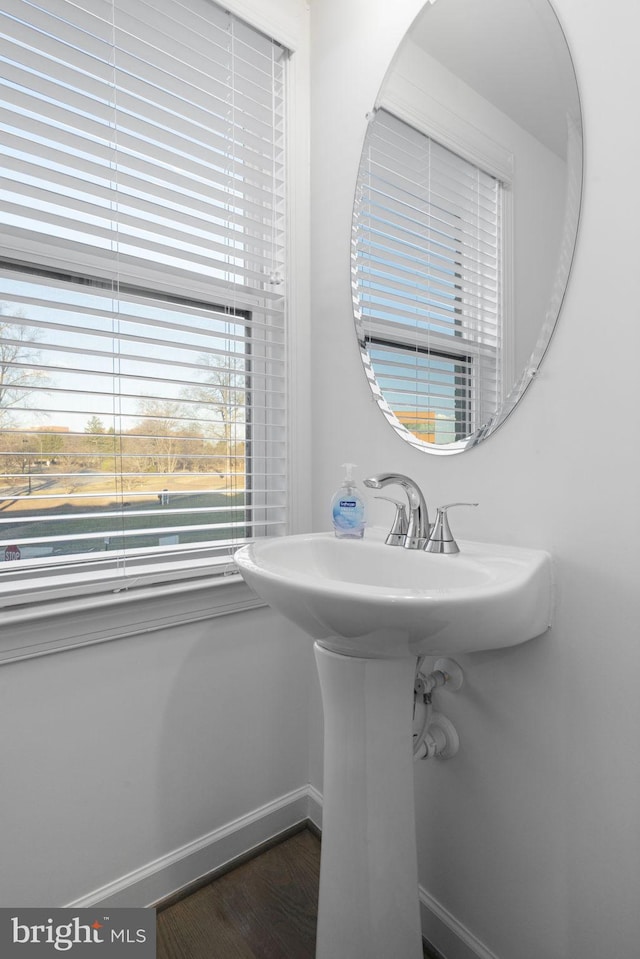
[353,109,507,446]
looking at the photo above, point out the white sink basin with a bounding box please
[235,527,552,658]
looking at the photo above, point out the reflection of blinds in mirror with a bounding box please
[353,109,503,446]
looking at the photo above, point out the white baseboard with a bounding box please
[306,783,323,832]
[66,782,496,959]
[67,785,315,909]
[419,885,499,959]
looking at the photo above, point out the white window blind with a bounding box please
[352,109,503,447]
[0,0,288,606]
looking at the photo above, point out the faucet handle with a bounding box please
[424,503,478,554]
[375,496,408,546]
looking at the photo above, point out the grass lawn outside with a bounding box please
[0,472,250,559]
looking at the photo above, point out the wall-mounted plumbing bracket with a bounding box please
[433,658,464,691]
[413,658,464,760]
[415,711,460,760]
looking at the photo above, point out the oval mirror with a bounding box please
[351,0,582,453]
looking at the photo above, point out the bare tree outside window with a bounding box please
[0,309,48,429]
[0,309,51,499]
[182,354,247,477]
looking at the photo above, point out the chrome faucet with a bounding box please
[363,473,430,549]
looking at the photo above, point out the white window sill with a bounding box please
[0,573,266,666]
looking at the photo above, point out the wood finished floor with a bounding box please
[156,828,439,959]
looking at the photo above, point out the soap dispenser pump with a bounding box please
[331,463,366,539]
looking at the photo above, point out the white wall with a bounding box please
[309,1,640,957]
[0,605,314,906]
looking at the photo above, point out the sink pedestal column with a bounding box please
[314,642,423,959]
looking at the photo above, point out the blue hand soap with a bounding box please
[331,463,366,539]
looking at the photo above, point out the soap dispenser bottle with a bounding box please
[331,463,366,539]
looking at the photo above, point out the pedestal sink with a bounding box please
[235,527,552,959]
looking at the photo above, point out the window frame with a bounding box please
[0,0,311,630]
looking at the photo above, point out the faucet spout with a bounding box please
[364,473,430,549]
